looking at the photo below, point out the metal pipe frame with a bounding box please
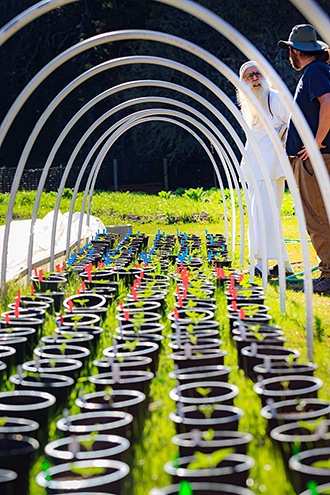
[0,30,290,305]
[1,0,328,358]
[82,107,245,263]
[24,55,268,289]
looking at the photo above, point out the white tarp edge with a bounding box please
[0,210,105,282]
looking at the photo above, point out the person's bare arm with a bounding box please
[298,92,330,160]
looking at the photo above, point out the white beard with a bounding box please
[237,77,270,128]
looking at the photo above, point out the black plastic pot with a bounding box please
[115,311,162,325]
[41,332,94,350]
[45,434,130,464]
[0,390,56,427]
[253,375,323,407]
[75,389,146,419]
[9,372,74,405]
[169,349,227,370]
[54,313,101,328]
[0,336,28,364]
[0,316,43,332]
[168,308,215,325]
[289,447,330,493]
[63,306,108,321]
[0,417,39,437]
[0,434,39,495]
[34,344,91,364]
[170,381,239,406]
[169,404,244,434]
[299,483,330,494]
[116,300,161,314]
[55,325,104,342]
[168,365,231,385]
[168,329,220,341]
[56,410,134,439]
[22,357,83,379]
[102,342,159,373]
[253,361,318,381]
[0,468,17,495]
[31,274,66,292]
[0,327,37,347]
[241,345,300,380]
[171,430,253,457]
[170,321,220,332]
[88,370,154,394]
[149,482,255,495]
[36,292,64,312]
[260,398,330,433]
[0,346,16,370]
[63,293,107,310]
[35,458,130,495]
[168,338,223,352]
[271,419,330,465]
[163,453,255,486]
[93,356,152,374]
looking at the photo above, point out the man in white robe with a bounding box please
[237,61,293,278]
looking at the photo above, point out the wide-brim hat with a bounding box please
[278,24,329,51]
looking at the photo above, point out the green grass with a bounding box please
[1,187,330,494]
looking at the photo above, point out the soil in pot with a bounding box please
[168,365,232,385]
[240,345,301,381]
[44,433,130,464]
[148,482,255,495]
[93,356,152,374]
[260,398,330,433]
[169,381,239,407]
[56,410,134,439]
[63,293,107,310]
[253,361,318,381]
[88,370,154,395]
[169,404,244,434]
[253,375,323,407]
[163,452,255,487]
[102,342,159,374]
[35,458,130,495]
[169,348,227,370]
[22,357,83,379]
[33,344,91,365]
[171,430,254,457]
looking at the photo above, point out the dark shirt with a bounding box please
[286,59,330,156]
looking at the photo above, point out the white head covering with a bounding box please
[239,61,259,80]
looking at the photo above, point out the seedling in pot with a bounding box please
[202,428,215,441]
[196,387,212,397]
[187,447,234,469]
[197,404,216,419]
[69,464,105,478]
[79,431,98,451]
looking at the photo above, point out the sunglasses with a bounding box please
[244,71,262,81]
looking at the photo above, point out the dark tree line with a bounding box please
[0,0,329,191]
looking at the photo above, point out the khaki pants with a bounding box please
[291,154,330,278]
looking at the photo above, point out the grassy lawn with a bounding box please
[1,187,330,494]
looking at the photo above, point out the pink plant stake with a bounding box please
[34,267,38,277]
[232,289,237,300]
[178,296,183,308]
[173,307,179,320]
[182,288,187,300]
[62,262,66,271]
[232,300,237,311]
[176,286,180,296]
[5,313,10,324]
[68,299,74,313]
[17,290,21,303]
[14,306,19,318]
[119,301,124,311]
[220,269,225,279]
[139,270,144,280]
[239,273,244,283]
[239,308,245,320]
[38,269,43,281]
[81,280,86,293]
[59,313,64,325]
[30,284,34,295]
[77,289,81,295]
[56,264,60,273]
[123,310,130,321]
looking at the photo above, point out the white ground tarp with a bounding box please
[0,210,105,282]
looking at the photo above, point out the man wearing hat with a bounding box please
[237,61,293,279]
[279,24,330,294]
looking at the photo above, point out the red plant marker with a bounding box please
[17,290,21,302]
[97,261,100,269]
[176,266,180,274]
[173,307,179,320]
[180,263,184,272]
[178,296,183,308]
[81,280,86,293]
[239,273,244,283]
[136,278,141,288]
[30,284,34,295]
[229,278,235,290]
[216,268,221,280]
[140,271,144,280]
[214,263,217,270]
[34,267,38,277]
[135,264,141,269]
[239,308,245,320]
[62,262,65,271]
[119,301,124,310]
[14,306,19,318]
[123,310,130,321]
[56,264,60,273]
[232,300,237,311]
[77,288,81,295]
[220,269,225,279]
[88,272,92,283]
[38,269,43,282]
[176,286,180,296]
[5,313,9,323]
[101,262,105,268]
[182,288,187,300]
[232,289,237,300]
[144,262,147,268]
[59,313,64,324]
[68,299,74,313]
